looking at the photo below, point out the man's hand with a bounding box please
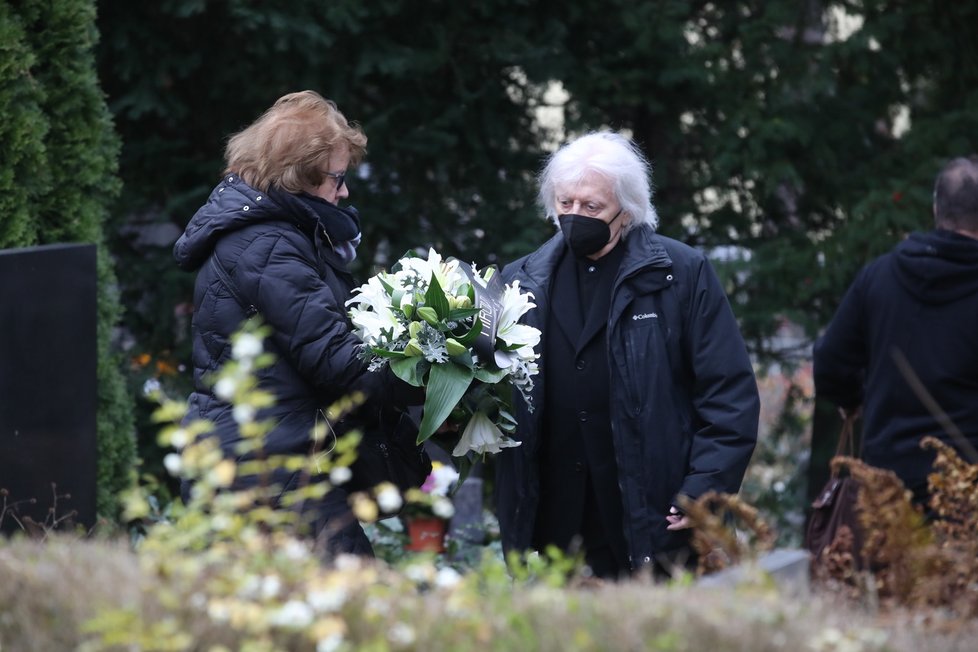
[665,505,691,531]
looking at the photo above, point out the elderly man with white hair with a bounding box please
[495,131,759,579]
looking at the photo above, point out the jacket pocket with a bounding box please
[620,321,658,416]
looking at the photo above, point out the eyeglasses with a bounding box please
[324,170,346,190]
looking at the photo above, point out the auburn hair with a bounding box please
[224,90,367,193]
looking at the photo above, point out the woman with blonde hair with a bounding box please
[174,91,428,556]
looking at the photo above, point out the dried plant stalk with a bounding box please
[682,491,775,576]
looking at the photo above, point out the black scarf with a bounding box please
[266,188,362,265]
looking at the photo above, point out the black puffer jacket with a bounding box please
[814,229,978,499]
[496,225,759,570]
[174,174,429,550]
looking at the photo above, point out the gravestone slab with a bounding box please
[0,243,98,534]
[696,548,812,595]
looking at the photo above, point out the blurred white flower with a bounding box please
[364,595,389,616]
[261,574,282,599]
[307,585,348,613]
[142,378,161,397]
[351,493,379,521]
[422,462,460,496]
[317,634,344,652]
[389,622,416,647]
[376,483,404,513]
[282,539,310,561]
[163,453,183,476]
[334,554,363,571]
[269,600,314,629]
[435,566,462,588]
[238,574,261,598]
[452,410,521,456]
[330,466,352,485]
[232,333,263,360]
[214,377,236,401]
[232,403,256,424]
[207,600,231,622]
[169,428,189,449]
[431,496,455,519]
[404,562,435,584]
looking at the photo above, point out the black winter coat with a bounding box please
[496,225,760,570]
[173,174,429,550]
[814,229,978,499]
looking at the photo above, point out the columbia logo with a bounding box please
[632,312,658,321]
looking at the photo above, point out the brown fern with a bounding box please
[681,491,775,576]
[818,444,978,618]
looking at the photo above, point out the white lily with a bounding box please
[496,281,541,349]
[452,410,522,457]
[396,248,463,293]
[347,275,393,313]
[348,305,403,346]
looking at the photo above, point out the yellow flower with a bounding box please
[351,493,379,522]
[209,459,237,487]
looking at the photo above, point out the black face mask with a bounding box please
[558,209,622,258]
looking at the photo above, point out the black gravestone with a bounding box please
[0,243,98,534]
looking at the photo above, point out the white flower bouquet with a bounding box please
[347,249,540,459]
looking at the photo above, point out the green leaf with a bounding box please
[370,347,408,360]
[451,455,475,494]
[417,363,474,443]
[378,275,395,295]
[391,288,405,307]
[474,367,508,384]
[445,337,468,357]
[455,315,483,345]
[391,357,427,387]
[424,273,451,320]
[417,306,441,326]
[390,250,421,274]
[447,307,481,321]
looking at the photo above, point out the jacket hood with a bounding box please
[173,174,291,272]
[893,229,978,304]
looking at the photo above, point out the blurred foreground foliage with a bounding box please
[4,327,978,651]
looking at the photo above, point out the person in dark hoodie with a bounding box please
[814,156,978,504]
[173,90,429,556]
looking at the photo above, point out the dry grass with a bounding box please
[3,534,978,652]
[0,536,141,652]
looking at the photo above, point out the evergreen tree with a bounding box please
[97,0,978,367]
[2,0,135,517]
[537,0,978,354]
[0,2,45,249]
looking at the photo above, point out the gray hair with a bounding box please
[934,155,978,232]
[538,131,658,235]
